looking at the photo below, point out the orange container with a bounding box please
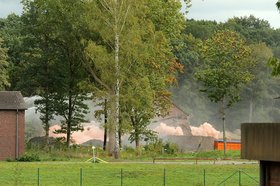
[214,140,241,150]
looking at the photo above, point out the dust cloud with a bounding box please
[49,121,104,144]
[153,123,184,136]
[190,122,220,139]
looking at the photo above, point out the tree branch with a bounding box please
[83,53,112,92]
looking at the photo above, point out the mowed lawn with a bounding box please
[0,162,259,186]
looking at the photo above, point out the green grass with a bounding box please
[0,162,259,186]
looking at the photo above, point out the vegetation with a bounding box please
[194,30,254,155]
[1,0,280,159]
[173,16,280,130]
[0,38,9,90]
[0,162,259,185]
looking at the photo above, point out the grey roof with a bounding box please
[0,91,26,110]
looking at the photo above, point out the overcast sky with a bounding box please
[0,0,22,18]
[0,0,279,29]
[186,0,280,29]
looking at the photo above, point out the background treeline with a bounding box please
[172,16,280,131]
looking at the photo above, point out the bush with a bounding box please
[163,142,179,155]
[5,158,14,162]
[123,146,135,153]
[17,153,40,162]
[144,139,164,155]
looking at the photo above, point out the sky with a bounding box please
[0,0,279,29]
[186,0,280,29]
[0,0,22,18]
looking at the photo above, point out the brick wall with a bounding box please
[0,110,25,160]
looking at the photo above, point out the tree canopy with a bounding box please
[195,30,254,106]
[0,38,9,90]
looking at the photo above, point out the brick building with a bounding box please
[0,91,26,160]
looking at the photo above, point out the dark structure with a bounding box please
[0,91,26,160]
[241,123,280,185]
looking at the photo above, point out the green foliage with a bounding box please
[163,142,179,154]
[21,0,90,145]
[17,153,40,162]
[143,138,164,155]
[25,144,94,161]
[268,56,280,76]
[185,19,219,40]
[0,38,9,90]
[194,150,240,159]
[53,93,89,135]
[173,16,280,130]
[34,95,55,136]
[85,0,185,155]
[222,16,273,45]
[195,30,254,107]
[0,14,23,91]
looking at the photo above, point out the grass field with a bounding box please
[0,161,259,186]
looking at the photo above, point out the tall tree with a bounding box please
[85,0,186,158]
[0,14,23,91]
[84,0,133,159]
[21,0,90,146]
[194,30,254,156]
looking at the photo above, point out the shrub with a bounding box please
[163,142,179,154]
[6,157,14,162]
[17,153,40,162]
[144,139,164,155]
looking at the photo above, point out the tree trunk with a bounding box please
[113,31,120,159]
[113,0,120,159]
[222,96,227,157]
[66,94,73,147]
[119,113,122,149]
[135,127,140,156]
[135,137,140,155]
[108,124,115,156]
[44,59,50,140]
[103,99,108,151]
[135,128,140,150]
[66,121,71,147]
[45,97,49,137]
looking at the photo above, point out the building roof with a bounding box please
[0,91,26,110]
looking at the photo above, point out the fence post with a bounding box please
[204,169,206,186]
[239,170,241,186]
[37,168,40,186]
[80,168,83,186]
[121,168,123,186]
[163,168,166,186]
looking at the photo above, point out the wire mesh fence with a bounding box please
[0,163,259,186]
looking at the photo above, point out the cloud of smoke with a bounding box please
[49,121,104,144]
[153,123,184,136]
[218,129,241,140]
[48,121,240,145]
[190,122,220,139]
